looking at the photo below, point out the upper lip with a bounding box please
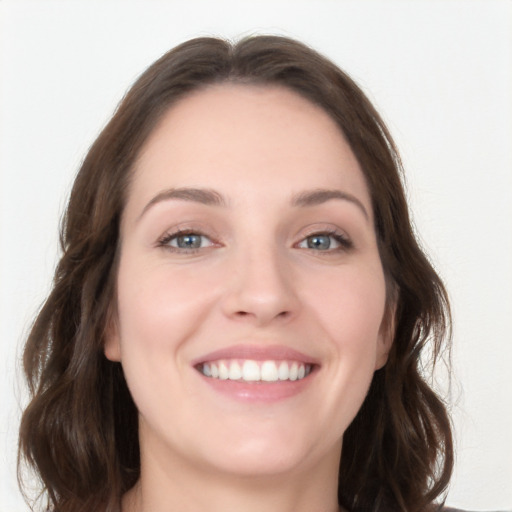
[192,344,320,366]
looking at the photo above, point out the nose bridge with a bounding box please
[222,230,298,324]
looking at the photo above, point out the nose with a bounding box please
[221,245,300,326]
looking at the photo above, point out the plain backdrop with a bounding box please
[1,1,511,511]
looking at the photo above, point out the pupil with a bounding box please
[308,235,330,250]
[177,234,201,248]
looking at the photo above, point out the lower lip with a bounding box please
[198,372,316,403]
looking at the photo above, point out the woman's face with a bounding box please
[105,84,391,479]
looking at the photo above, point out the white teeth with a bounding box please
[228,361,242,380]
[219,361,229,380]
[278,361,289,380]
[261,361,279,382]
[289,362,298,381]
[242,360,260,381]
[200,359,312,382]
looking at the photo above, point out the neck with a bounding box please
[123,442,342,512]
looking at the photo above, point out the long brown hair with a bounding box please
[18,35,453,512]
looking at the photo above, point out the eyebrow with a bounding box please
[291,188,369,220]
[137,186,369,221]
[138,187,227,221]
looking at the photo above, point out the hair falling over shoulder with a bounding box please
[18,35,453,512]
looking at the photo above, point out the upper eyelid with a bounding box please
[296,232,352,249]
[157,223,217,239]
[295,224,351,241]
[158,229,214,243]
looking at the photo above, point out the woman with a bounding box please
[18,35,453,512]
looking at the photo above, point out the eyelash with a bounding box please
[156,228,353,254]
[157,229,215,254]
[297,229,353,253]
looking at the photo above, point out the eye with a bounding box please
[297,232,352,252]
[158,231,215,252]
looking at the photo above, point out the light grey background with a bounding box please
[1,1,511,510]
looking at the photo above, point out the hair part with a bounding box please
[19,35,453,512]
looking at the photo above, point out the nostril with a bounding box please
[236,310,290,319]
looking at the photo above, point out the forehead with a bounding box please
[128,83,371,215]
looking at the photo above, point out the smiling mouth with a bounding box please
[197,359,314,382]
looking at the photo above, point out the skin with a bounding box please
[105,84,393,512]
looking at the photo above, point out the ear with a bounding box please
[375,299,396,370]
[103,305,122,362]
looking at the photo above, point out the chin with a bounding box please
[195,426,327,478]
[207,449,310,479]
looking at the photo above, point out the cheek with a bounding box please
[308,265,387,348]
[117,257,209,334]
[306,268,387,432]
[113,257,215,416]
[114,254,228,376]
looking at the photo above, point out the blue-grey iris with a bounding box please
[177,234,202,249]
[307,235,331,250]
